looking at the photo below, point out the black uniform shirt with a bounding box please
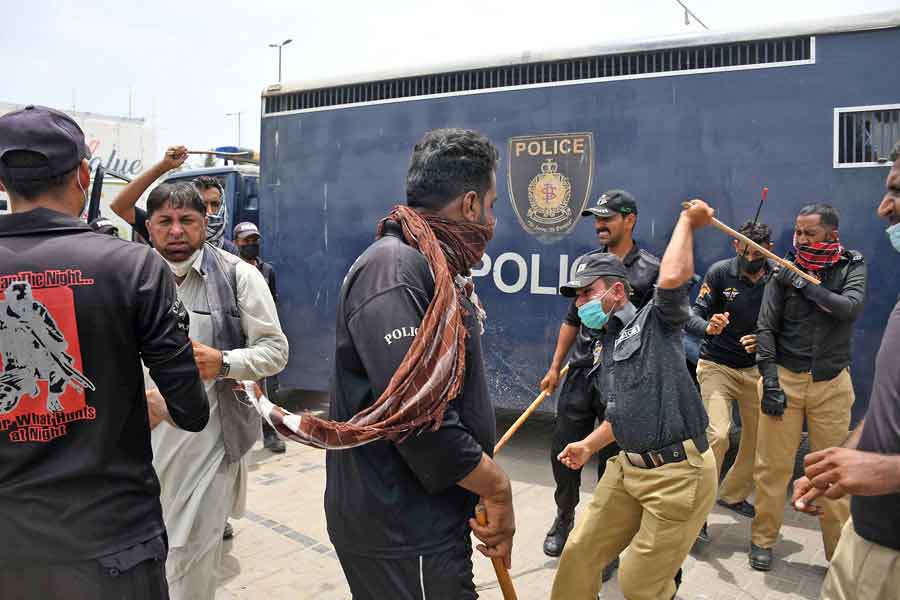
[687,257,774,369]
[0,208,208,562]
[756,251,866,381]
[596,286,709,453]
[325,221,495,558]
[851,299,900,550]
[564,242,660,368]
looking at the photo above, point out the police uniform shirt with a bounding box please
[687,257,774,369]
[326,221,495,559]
[564,242,660,369]
[596,285,709,453]
[0,208,208,562]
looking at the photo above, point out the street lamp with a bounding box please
[226,112,243,147]
[269,38,293,83]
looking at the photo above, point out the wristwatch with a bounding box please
[217,351,231,379]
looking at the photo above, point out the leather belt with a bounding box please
[625,435,709,470]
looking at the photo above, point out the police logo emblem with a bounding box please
[507,132,594,244]
[527,160,572,225]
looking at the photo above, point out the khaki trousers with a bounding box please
[751,367,853,560]
[821,519,900,600]
[696,359,760,503]
[551,441,717,600]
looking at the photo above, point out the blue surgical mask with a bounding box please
[577,287,614,330]
[888,222,900,253]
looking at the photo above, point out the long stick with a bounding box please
[185,149,251,157]
[476,505,518,600]
[682,202,820,285]
[476,363,570,599]
[494,364,570,454]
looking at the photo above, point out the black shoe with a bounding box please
[223,521,234,540]
[697,522,710,543]
[749,543,773,571]
[263,430,286,454]
[601,556,619,582]
[543,511,574,557]
[717,499,756,518]
[671,568,683,600]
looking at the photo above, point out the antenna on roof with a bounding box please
[675,0,710,30]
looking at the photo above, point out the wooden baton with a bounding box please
[475,363,571,599]
[681,202,820,286]
[475,505,518,600]
[494,364,570,454]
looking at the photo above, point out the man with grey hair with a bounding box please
[143,180,288,600]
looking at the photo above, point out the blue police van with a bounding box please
[257,13,900,419]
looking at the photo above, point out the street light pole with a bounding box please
[226,111,243,147]
[268,38,293,82]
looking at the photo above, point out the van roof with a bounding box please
[262,11,900,96]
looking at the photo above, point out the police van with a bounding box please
[258,12,900,417]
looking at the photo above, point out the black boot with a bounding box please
[749,543,773,571]
[263,423,286,453]
[601,556,619,582]
[543,511,574,557]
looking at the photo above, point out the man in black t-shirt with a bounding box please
[0,105,208,600]
[793,141,900,600]
[686,221,774,523]
[539,190,660,564]
[327,129,514,599]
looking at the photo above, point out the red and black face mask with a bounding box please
[793,233,844,272]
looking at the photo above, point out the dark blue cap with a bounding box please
[559,253,628,297]
[0,105,89,180]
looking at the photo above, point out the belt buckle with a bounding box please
[625,452,647,468]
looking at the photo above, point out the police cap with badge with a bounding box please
[582,189,638,219]
[559,253,628,297]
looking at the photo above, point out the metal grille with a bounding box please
[263,36,812,114]
[836,108,900,165]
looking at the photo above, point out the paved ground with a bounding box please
[216,396,828,600]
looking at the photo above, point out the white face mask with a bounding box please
[157,248,202,278]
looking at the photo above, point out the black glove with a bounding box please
[775,266,808,290]
[761,375,787,417]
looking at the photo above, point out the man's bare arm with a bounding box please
[109,146,187,224]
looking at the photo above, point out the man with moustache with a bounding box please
[791,140,900,600]
[540,190,659,576]
[110,149,239,255]
[750,203,867,571]
[143,182,288,599]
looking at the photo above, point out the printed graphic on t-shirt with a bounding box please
[0,272,97,443]
[723,287,740,301]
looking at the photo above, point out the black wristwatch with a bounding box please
[217,351,231,379]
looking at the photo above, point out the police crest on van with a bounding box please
[507,132,594,244]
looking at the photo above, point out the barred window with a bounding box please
[834,105,900,167]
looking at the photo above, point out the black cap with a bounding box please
[582,189,638,218]
[0,105,89,181]
[559,253,628,297]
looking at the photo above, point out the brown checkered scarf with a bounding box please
[246,205,492,450]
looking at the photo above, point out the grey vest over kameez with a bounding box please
[201,243,260,463]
